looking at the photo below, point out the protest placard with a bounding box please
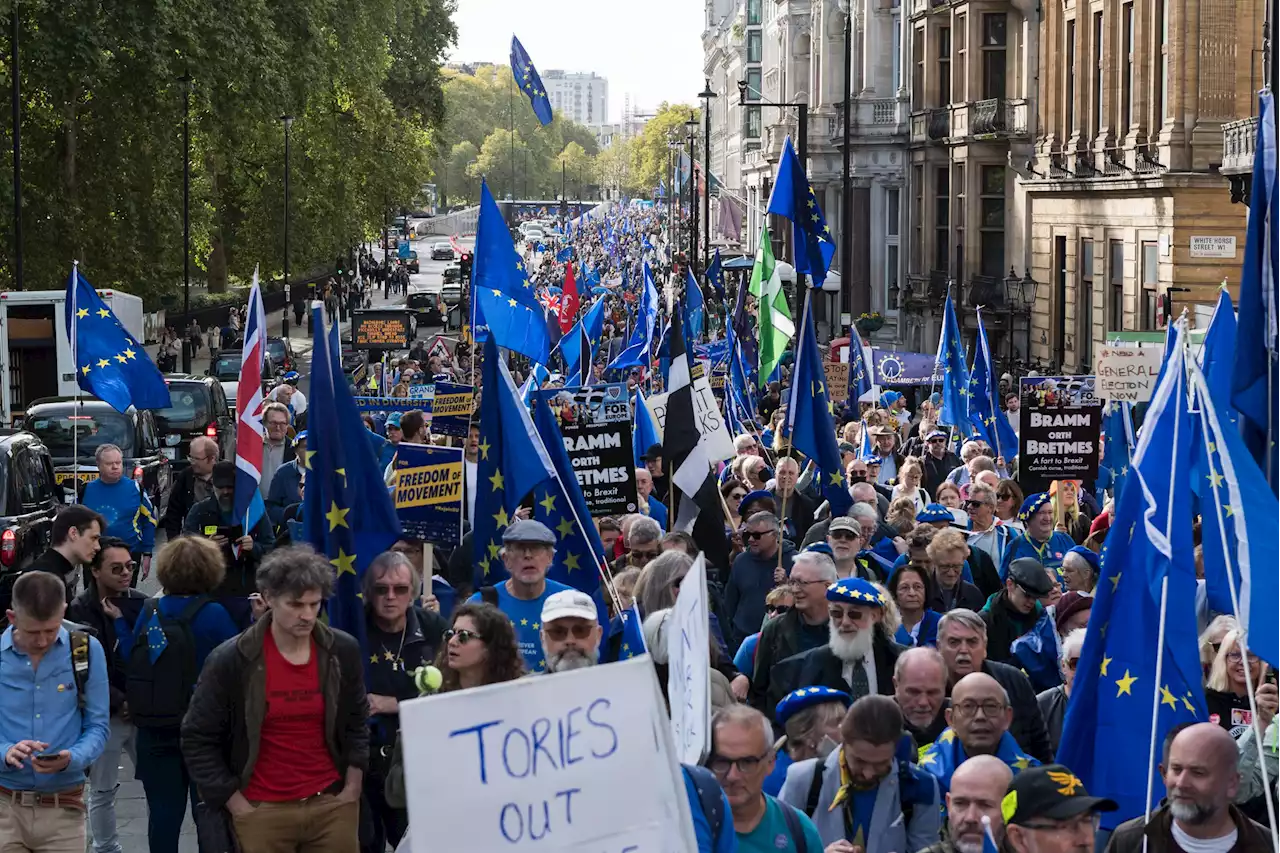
[431,382,474,437]
[352,310,412,350]
[1019,376,1103,493]
[646,374,735,465]
[824,361,850,403]
[668,554,710,766]
[1095,346,1164,403]
[392,442,463,549]
[399,656,697,853]
[538,384,638,516]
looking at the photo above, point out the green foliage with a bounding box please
[0,0,457,299]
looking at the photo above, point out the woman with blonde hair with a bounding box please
[891,457,931,511]
[885,496,919,536]
[1049,479,1094,543]
[1205,629,1275,736]
[1199,614,1239,678]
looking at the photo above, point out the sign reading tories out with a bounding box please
[399,656,698,853]
[352,310,412,350]
[1018,375,1103,494]
[538,384,637,516]
[392,442,463,549]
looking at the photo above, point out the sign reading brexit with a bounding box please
[538,384,637,516]
[352,310,412,350]
[1018,375,1103,494]
[399,657,697,853]
[392,443,463,549]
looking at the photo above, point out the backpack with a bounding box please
[125,597,210,728]
[774,795,810,853]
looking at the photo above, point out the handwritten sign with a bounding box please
[824,361,850,403]
[353,310,411,350]
[668,554,710,765]
[1096,346,1164,403]
[399,657,697,853]
[646,375,735,465]
[392,443,463,548]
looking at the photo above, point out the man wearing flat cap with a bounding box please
[981,557,1056,665]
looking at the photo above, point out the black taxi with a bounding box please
[0,430,63,607]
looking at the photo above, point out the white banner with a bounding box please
[668,554,711,765]
[1096,346,1164,403]
[645,375,735,464]
[400,657,696,853]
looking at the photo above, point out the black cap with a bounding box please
[1007,557,1055,597]
[212,461,237,489]
[1003,764,1118,825]
[641,443,663,461]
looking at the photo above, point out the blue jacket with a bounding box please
[82,478,156,552]
[265,461,304,526]
[894,609,942,647]
[682,765,738,853]
[117,595,241,672]
[647,495,669,529]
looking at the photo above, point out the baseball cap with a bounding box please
[828,516,860,534]
[641,443,664,462]
[541,589,599,625]
[385,412,403,429]
[1002,764,1117,826]
[1008,557,1055,597]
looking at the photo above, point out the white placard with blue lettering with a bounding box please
[399,656,697,853]
[667,554,710,766]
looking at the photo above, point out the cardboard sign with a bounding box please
[646,375,735,465]
[1018,376,1103,493]
[824,361,849,403]
[538,384,638,516]
[392,443,463,549]
[353,310,412,350]
[399,657,697,853]
[668,554,710,765]
[1096,346,1164,403]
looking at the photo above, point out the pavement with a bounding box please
[95,237,459,852]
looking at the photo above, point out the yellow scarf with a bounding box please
[828,749,868,848]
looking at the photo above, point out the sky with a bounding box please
[450,0,705,123]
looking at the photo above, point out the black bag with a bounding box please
[125,597,210,728]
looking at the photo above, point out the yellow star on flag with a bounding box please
[115,353,128,364]
[1115,669,1138,696]
[564,552,581,572]
[828,471,844,486]
[1110,572,1122,592]
[97,308,110,318]
[1181,693,1196,713]
[370,654,379,664]
[487,541,500,559]
[1100,655,1112,676]
[520,618,529,626]
[539,493,557,514]
[508,298,518,307]
[1224,504,1235,517]
[490,470,505,491]
[304,449,317,469]
[1160,685,1178,709]
[937,729,955,744]
[1013,756,1031,770]
[123,348,136,360]
[478,439,490,460]
[81,365,91,375]
[330,548,357,576]
[494,507,510,528]
[97,358,111,369]
[325,501,350,530]
[556,517,574,538]
[76,308,89,319]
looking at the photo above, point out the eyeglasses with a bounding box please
[1226,651,1261,665]
[444,628,480,644]
[743,530,773,542]
[706,751,771,777]
[545,622,595,641]
[104,561,136,576]
[373,584,412,598]
[787,578,828,590]
[187,454,215,463]
[953,700,1008,718]
[766,604,792,615]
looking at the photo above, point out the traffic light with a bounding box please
[336,255,345,278]
[458,251,473,284]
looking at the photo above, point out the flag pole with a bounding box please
[71,261,80,480]
[1142,575,1170,824]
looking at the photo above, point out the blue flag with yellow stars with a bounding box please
[510,36,553,125]
[765,136,836,287]
[143,607,168,664]
[473,180,551,364]
[918,728,1038,794]
[607,262,659,371]
[968,309,1018,460]
[847,333,872,404]
[683,266,704,342]
[471,336,557,584]
[65,267,171,413]
[785,299,852,516]
[303,305,402,644]
[1057,320,1205,829]
[707,248,725,300]
[936,290,971,430]
[617,602,647,660]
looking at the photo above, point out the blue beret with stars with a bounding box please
[826,576,888,606]
[1019,492,1051,522]
[775,686,853,725]
[915,503,954,524]
[737,489,777,518]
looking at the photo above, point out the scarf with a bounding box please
[828,748,878,849]
[918,728,1039,793]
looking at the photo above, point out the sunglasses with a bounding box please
[743,530,772,542]
[828,530,860,541]
[964,499,989,509]
[545,622,595,641]
[374,584,412,598]
[103,561,136,576]
[444,628,480,644]
[766,604,792,615]
[629,548,660,562]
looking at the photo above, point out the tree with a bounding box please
[470,129,530,200]
[629,102,701,196]
[444,140,479,207]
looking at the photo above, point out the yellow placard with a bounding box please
[55,471,99,485]
[394,463,463,508]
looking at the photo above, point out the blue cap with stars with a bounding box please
[775,686,852,726]
[737,489,777,518]
[1019,492,1051,522]
[826,576,888,607]
[916,503,954,524]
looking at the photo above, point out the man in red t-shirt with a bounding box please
[181,547,370,852]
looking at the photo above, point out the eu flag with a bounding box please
[302,305,402,643]
[632,388,661,468]
[472,336,557,585]
[707,248,725,300]
[143,607,168,664]
[765,137,836,287]
[936,290,971,429]
[730,258,759,388]
[559,296,608,379]
[683,266,705,342]
[617,602,648,660]
[968,309,1018,459]
[1057,321,1204,829]
[847,333,872,404]
[1102,402,1135,503]
[510,36,553,126]
[607,262,659,371]
[786,300,852,516]
[65,268,171,413]
[472,180,550,364]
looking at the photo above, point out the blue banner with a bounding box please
[352,397,429,412]
[430,382,474,437]
[392,443,463,549]
[869,349,945,386]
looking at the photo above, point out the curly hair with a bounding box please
[154,535,226,596]
[885,497,919,534]
[434,603,525,691]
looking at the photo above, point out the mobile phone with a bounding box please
[1266,668,1277,687]
[34,752,60,761]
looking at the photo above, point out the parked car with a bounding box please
[154,375,235,468]
[24,397,173,514]
[431,241,454,261]
[0,430,63,609]
[442,265,463,285]
[209,350,277,414]
[406,289,444,328]
[441,284,463,306]
[407,251,420,274]
[265,336,296,373]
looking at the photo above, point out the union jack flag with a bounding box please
[235,269,268,532]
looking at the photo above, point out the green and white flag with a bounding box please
[747,225,793,388]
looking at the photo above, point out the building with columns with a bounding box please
[1018,0,1263,373]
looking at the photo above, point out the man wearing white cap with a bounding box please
[538,589,603,673]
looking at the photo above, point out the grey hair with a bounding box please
[1062,549,1099,582]
[634,550,694,615]
[734,433,757,452]
[775,456,800,474]
[1060,627,1087,667]
[94,443,123,464]
[712,704,774,754]
[256,545,334,599]
[746,510,781,530]
[642,609,671,664]
[361,550,421,600]
[791,551,838,583]
[262,401,290,423]
[893,646,948,683]
[959,441,983,461]
[969,456,997,475]
[628,516,663,546]
[937,608,988,641]
[848,503,879,524]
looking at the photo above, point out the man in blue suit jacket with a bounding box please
[266,431,307,526]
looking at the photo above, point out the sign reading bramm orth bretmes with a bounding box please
[1018,376,1103,494]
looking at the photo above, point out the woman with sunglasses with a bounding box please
[731,586,794,692]
[434,603,525,692]
[1204,629,1277,738]
[993,478,1025,531]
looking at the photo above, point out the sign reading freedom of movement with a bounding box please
[399,656,698,853]
[1018,376,1103,494]
[352,310,412,350]
[538,384,638,516]
[646,374,735,465]
[392,442,463,549]
[431,382,474,438]
[1095,346,1164,404]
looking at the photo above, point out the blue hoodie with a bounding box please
[82,478,156,552]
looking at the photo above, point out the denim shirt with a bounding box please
[0,625,111,791]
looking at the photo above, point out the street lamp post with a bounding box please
[666,131,679,252]
[10,7,22,291]
[684,113,698,279]
[281,115,294,337]
[837,0,865,322]
[698,80,717,278]
[737,79,808,265]
[180,74,193,373]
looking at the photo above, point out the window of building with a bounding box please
[1055,236,1068,366]
[1079,240,1094,370]
[886,188,900,237]
[934,167,950,273]
[892,14,902,92]
[747,31,762,63]
[1141,241,1158,330]
[955,14,967,105]
[1093,11,1104,135]
[746,0,762,25]
[913,28,925,111]
[1122,2,1134,132]
[981,13,1007,100]
[886,245,901,310]
[912,166,924,273]
[746,68,762,101]
[744,105,762,138]
[1108,240,1125,331]
[954,164,965,278]
[1065,20,1076,136]
[979,166,1005,278]
[1155,0,1169,124]
[938,27,951,107]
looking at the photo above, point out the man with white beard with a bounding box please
[768,576,907,708]
[536,589,603,673]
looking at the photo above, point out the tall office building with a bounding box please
[542,70,610,127]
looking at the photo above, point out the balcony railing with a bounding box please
[970,98,1031,137]
[1073,150,1098,178]
[965,274,1006,309]
[834,99,907,139]
[1222,116,1258,175]
[927,108,950,141]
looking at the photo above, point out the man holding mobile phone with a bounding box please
[0,570,110,851]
